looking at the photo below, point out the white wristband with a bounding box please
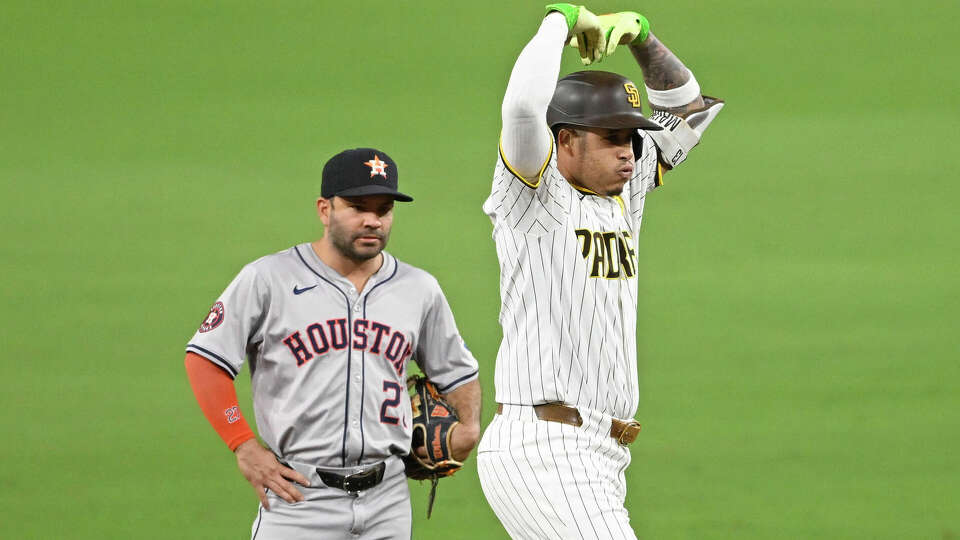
[645,70,701,108]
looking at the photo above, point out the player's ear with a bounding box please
[558,127,579,151]
[557,127,580,159]
[317,197,331,225]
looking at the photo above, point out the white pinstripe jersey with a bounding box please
[482,134,662,420]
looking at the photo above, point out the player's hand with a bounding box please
[448,422,481,462]
[234,439,310,510]
[569,11,650,57]
[412,422,479,463]
[601,11,650,56]
[546,3,607,65]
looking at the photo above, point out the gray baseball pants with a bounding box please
[251,455,411,540]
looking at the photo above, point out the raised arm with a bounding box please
[631,30,725,169]
[602,13,726,171]
[499,12,568,179]
[566,10,724,169]
[500,5,606,180]
[629,33,705,116]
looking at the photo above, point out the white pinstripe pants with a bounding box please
[477,404,637,540]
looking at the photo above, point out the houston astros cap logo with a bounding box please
[364,155,389,178]
[321,148,413,201]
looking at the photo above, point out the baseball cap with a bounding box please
[321,148,413,202]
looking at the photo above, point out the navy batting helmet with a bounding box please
[547,71,661,132]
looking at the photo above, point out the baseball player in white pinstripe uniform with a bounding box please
[476,4,724,538]
[184,148,481,539]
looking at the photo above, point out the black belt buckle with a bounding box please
[318,462,386,494]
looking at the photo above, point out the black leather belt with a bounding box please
[316,462,386,493]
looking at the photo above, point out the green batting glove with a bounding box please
[569,11,650,57]
[601,11,650,56]
[545,3,607,65]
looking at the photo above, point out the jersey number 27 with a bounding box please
[380,381,402,425]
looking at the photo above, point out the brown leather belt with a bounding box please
[495,403,641,446]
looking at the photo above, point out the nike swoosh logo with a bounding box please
[293,285,317,295]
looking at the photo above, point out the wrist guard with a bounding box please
[646,96,724,169]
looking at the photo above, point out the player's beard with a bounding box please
[607,186,625,196]
[574,163,627,197]
[328,220,390,262]
[570,136,628,196]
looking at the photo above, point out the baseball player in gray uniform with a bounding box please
[476,4,723,539]
[184,147,481,539]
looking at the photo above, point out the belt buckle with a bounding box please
[341,474,357,493]
[617,420,641,446]
[341,468,369,493]
[344,464,381,493]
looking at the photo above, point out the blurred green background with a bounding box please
[1,0,957,538]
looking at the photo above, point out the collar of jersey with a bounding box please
[570,183,600,196]
[300,242,395,292]
[568,184,627,215]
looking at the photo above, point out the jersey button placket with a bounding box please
[350,287,361,313]
[346,284,364,461]
[351,288,361,431]
[353,290,364,464]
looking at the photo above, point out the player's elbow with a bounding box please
[502,108,546,129]
[501,93,550,126]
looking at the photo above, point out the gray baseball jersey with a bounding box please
[481,134,662,421]
[186,243,478,467]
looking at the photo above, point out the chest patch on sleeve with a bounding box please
[198,301,225,333]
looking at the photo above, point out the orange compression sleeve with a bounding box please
[185,352,256,451]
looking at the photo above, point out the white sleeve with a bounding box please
[499,12,568,182]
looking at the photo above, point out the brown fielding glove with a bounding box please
[403,375,462,517]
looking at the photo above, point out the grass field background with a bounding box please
[1,1,957,538]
